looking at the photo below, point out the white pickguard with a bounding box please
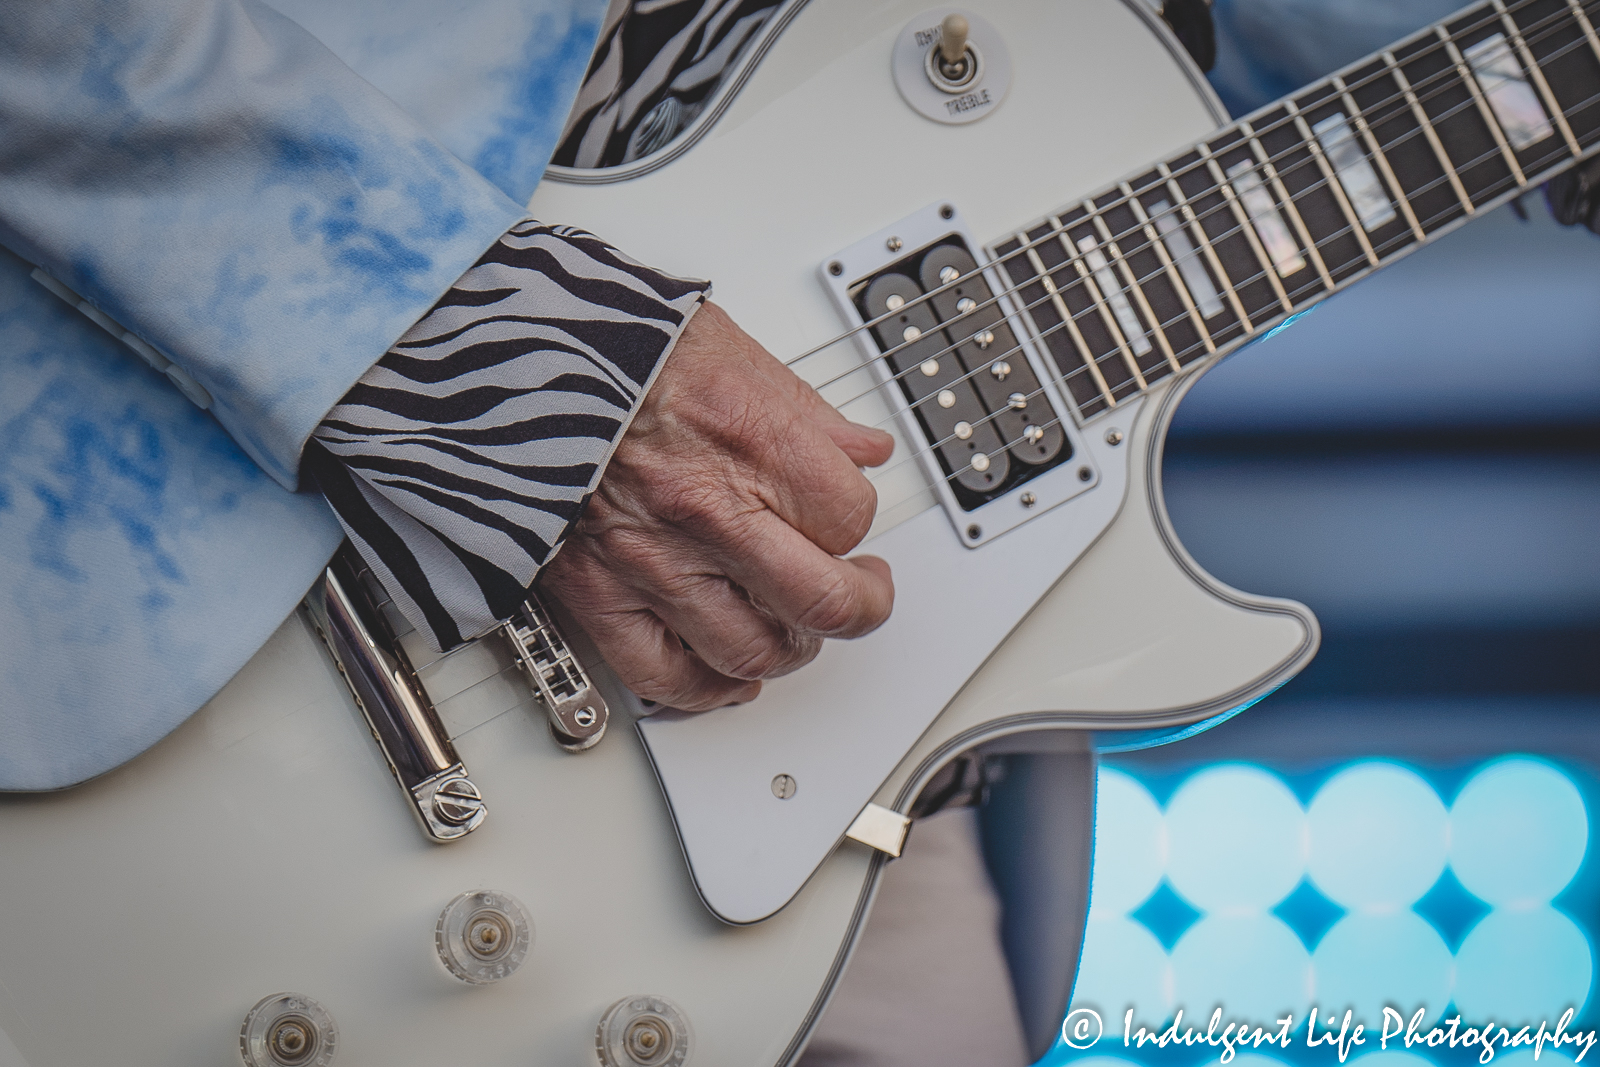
[529,0,1238,923]
[634,429,1130,923]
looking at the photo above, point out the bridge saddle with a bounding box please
[501,593,610,752]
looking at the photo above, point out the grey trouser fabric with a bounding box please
[798,808,1030,1067]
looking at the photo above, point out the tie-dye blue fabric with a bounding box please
[0,0,605,788]
[0,245,345,789]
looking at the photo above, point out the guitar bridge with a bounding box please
[502,593,609,752]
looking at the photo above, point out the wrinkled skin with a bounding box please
[541,302,896,711]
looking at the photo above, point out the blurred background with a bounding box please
[1038,0,1600,1062]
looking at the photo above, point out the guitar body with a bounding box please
[0,0,1317,1063]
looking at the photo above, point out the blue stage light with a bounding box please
[1452,904,1593,1023]
[1345,1051,1435,1067]
[1171,913,1311,1021]
[1074,915,1173,1020]
[1166,765,1307,913]
[1092,770,1167,915]
[1308,763,1448,911]
[1310,911,1453,1028]
[1450,757,1588,908]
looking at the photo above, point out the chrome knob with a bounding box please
[596,995,692,1067]
[240,994,337,1067]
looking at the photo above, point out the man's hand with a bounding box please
[541,302,895,711]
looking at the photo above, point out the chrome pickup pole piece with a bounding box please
[303,546,486,842]
[501,593,609,752]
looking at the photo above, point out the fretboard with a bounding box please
[991,0,1600,418]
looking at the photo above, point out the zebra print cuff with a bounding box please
[304,219,709,651]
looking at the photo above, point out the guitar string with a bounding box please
[820,97,1519,424]
[833,101,1558,434]
[816,19,1597,432]
[412,3,1592,680]
[854,111,1585,508]
[815,1,1591,401]
[780,0,1582,379]
[788,0,1580,373]
[829,67,1592,446]
[858,134,1564,505]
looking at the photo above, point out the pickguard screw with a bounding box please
[886,236,903,252]
[771,774,797,800]
[940,204,955,219]
[1078,466,1093,482]
[1020,491,1037,508]
[828,261,844,277]
[966,524,982,540]
[1105,428,1124,445]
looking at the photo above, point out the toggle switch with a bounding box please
[892,9,1012,125]
[937,14,968,68]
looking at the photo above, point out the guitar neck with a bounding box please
[991,0,1600,418]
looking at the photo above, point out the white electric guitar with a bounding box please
[4,0,1596,1062]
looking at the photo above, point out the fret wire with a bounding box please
[1159,163,1255,331]
[829,188,1292,413]
[1284,102,1383,267]
[799,0,1586,405]
[1384,50,1479,214]
[1003,121,1588,436]
[1201,145,1297,313]
[1438,28,1530,186]
[1022,241,1117,409]
[1242,120,1339,288]
[1495,0,1585,155]
[1056,213,1150,389]
[795,0,1571,376]
[849,58,1558,415]
[1091,211,1183,373]
[847,0,1571,375]
[1565,0,1600,66]
[1331,74,1429,241]
[1084,0,1554,256]
[1123,184,1219,355]
[836,268,1147,436]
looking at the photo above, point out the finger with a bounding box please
[817,411,894,468]
[754,421,882,556]
[588,606,762,711]
[541,552,759,711]
[772,363,895,468]
[715,513,895,639]
[648,573,822,681]
[729,312,894,470]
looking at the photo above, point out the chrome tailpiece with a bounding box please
[303,545,486,843]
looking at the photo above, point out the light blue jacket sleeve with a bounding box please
[0,0,537,488]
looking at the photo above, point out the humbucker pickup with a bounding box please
[821,202,1098,547]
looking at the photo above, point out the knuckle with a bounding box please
[626,661,708,710]
[832,476,878,549]
[717,633,790,681]
[794,573,863,636]
[661,473,740,537]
